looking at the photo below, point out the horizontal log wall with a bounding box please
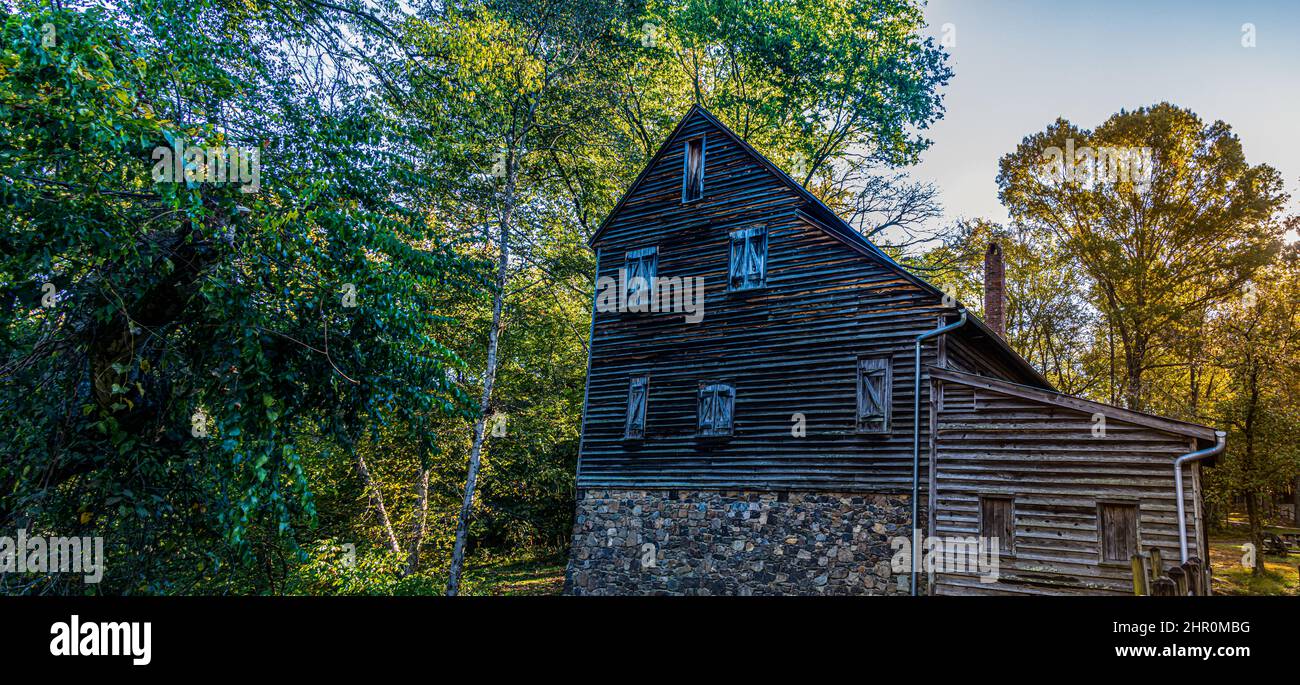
[944,333,1025,381]
[930,379,1202,595]
[580,112,964,492]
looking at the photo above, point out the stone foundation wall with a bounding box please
[564,488,916,596]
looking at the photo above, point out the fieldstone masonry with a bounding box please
[564,488,918,596]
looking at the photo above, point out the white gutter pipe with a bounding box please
[911,311,968,596]
[1175,430,1226,563]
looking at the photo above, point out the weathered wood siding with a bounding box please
[943,333,1025,383]
[929,376,1205,596]
[579,111,963,492]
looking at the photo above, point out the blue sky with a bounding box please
[908,0,1300,239]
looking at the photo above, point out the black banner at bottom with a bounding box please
[0,596,1290,673]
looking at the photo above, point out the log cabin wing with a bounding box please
[928,367,1217,595]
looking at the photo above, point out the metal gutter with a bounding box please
[1175,430,1226,563]
[911,311,968,596]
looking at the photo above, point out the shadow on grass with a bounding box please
[1208,535,1299,596]
[465,550,567,596]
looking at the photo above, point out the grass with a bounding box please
[459,525,1300,597]
[466,551,566,596]
[1207,531,1300,596]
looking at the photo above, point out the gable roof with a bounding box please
[591,104,1051,390]
[928,365,1217,444]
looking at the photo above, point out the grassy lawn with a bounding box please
[461,534,1300,597]
[467,553,567,596]
[1208,533,1300,596]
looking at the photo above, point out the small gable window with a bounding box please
[698,382,734,436]
[683,137,705,202]
[856,357,892,433]
[1099,502,1139,564]
[625,375,648,438]
[728,225,768,291]
[624,247,657,310]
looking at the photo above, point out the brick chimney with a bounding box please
[984,242,1006,338]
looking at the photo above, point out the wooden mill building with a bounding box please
[563,105,1221,596]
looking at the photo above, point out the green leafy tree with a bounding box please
[918,219,1098,395]
[636,0,953,245]
[1207,245,1300,572]
[997,103,1288,411]
[0,1,479,592]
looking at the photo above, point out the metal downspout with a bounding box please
[1175,430,1226,563]
[911,311,968,596]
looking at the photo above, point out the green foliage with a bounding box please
[0,1,481,592]
[285,540,481,596]
[916,219,1099,396]
[2,0,953,594]
[997,103,1288,411]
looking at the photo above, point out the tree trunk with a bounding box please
[356,452,401,555]
[403,466,430,576]
[1293,475,1300,527]
[1243,365,1265,574]
[1123,337,1146,412]
[446,162,514,596]
[1107,317,1117,405]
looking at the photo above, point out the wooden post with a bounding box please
[1147,547,1163,589]
[1182,559,1201,596]
[1151,578,1176,596]
[1131,554,1149,596]
[1168,566,1188,596]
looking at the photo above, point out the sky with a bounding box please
[908,0,1300,240]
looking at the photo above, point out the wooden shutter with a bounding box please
[728,233,745,288]
[1099,502,1138,563]
[625,247,656,307]
[698,383,733,436]
[856,357,892,433]
[697,384,713,433]
[728,226,767,290]
[625,376,647,438]
[718,384,734,433]
[980,496,1015,554]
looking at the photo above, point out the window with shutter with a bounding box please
[728,226,767,291]
[1099,502,1139,563]
[979,496,1016,555]
[625,375,648,438]
[856,357,892,433]
[697,382,734,436]
[683,137,705,202]
[624,247,657,310]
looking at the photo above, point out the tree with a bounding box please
[1207,245,1300,572]
[0,1,479,592]
[401,0,638,595]
[615,0,953,247]
[997,103,1288,410]
[918,219,1098,395]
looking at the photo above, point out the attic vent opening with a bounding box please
[683,137,705,202]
